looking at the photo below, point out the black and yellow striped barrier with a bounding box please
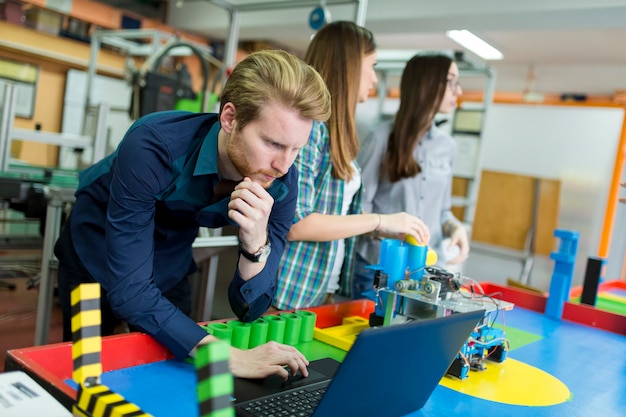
[70,283,152,417]
[71,283,103,386]
[73,383,153,417]
[195,340,234,417]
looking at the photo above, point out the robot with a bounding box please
[362,239,512,380]
[447,314,509,379]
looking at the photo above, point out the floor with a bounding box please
[0,256,64,373]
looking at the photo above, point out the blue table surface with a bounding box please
[67,308,626,417]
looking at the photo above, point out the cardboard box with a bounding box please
[24,7,62,36]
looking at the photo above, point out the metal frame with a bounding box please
[83,1,367,116]
[84,29,221,116]
[207,0,367,68]
[0,83,109,174]
[0,84,111,345]
[33,187,75,346]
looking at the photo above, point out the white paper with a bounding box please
[0,371,71,417]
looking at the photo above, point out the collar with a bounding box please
[425,120,438,140]
[193,122,221,176]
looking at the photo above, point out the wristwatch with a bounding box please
[239,241,271,263]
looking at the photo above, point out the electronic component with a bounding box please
[364,261,512,380]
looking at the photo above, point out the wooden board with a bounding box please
[472,170,560,255]
[451,176,470,220]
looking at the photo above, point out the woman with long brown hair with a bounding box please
[273,21,430,310]
[353,53,470,298]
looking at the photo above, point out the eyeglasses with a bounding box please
[446,79,461,91]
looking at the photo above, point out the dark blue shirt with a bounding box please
[68,111,297,359]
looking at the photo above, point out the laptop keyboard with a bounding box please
[235,386,327,417]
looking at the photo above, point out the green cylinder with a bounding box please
[295,310,317,342]
[228,320,252,350]
[264,315,286,343]
[280,313,302,346]
[249,317,269,349]
[206,322,232,343]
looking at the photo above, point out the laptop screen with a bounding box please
[233,310,483,417]
[314,310,484,416]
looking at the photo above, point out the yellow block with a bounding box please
[76,384,109,413]
[426,248,438,266]
[313,316,370,351]
[404,236,438,266]
[405,235,422,246]
[71,310,102,332]
[73,363,103,386]
[74,337,103,356]
[71,283,101,305]
[76,384,152,417]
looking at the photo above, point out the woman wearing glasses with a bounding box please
[352,53,470,298]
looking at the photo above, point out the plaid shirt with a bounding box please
[274,121,362,310]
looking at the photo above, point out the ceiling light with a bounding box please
[445,30,503,61]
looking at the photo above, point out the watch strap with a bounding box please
[239,241,271,262]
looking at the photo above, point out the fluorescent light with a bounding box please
[446,30,503,60]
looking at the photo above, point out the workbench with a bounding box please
[5,284,626,417]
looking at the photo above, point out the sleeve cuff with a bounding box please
[228,270,273,321]
[152,309,208,360]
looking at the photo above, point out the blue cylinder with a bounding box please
[382,241,408,289]
[407,244,428,280]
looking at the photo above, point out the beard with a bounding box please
[226,133,283,189]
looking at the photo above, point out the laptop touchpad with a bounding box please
[232,358,338,404]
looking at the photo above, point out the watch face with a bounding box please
[240,242,271,262]
[257,244,271,262]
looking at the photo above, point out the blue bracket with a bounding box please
[545,229,580,319]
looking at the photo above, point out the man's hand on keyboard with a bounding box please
[230,341,310,380]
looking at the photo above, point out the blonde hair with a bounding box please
[220,49,331,129]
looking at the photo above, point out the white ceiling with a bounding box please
[164,0,626,96]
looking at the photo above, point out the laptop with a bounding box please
[233,310,484,417]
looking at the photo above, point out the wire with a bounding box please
[468,336,510,348]
[406,266,427,278]
[424,265,455,279]
[455,274,511,337]
[457,349,471,368]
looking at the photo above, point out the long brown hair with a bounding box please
[304,21,376,180]
[384,54,452,182]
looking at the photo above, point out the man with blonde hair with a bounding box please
[54,50,331,379]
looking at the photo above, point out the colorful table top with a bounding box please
[6,285,626,417]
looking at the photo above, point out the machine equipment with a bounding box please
[363,240,513,380]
